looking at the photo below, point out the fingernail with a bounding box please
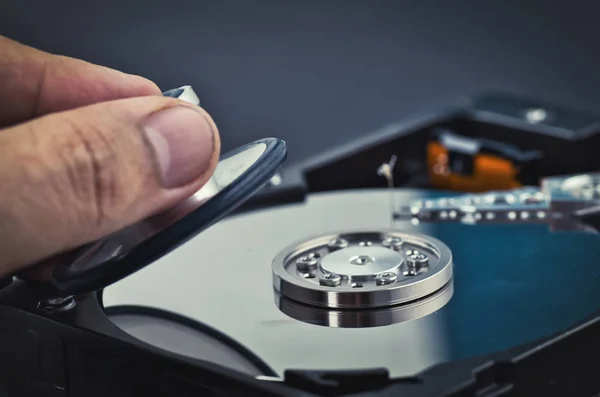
[142,106,215,188]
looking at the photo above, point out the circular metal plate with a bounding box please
[272,231,453,309]
[103,188,600,378]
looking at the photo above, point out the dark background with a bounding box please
[2,1,600,165]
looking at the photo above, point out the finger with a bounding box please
[0,96,220,275]
[0,35,161,126]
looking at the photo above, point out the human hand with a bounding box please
[0,36,220,278]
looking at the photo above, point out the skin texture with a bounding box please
[0,36,221,278]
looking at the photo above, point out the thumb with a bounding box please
[0,96,220,275]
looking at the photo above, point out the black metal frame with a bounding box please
[2,92,600,397]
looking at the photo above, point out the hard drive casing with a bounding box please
[2,93,600,397]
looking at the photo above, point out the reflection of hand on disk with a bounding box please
[0,36,221,278]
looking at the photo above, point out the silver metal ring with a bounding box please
[272,230,453,309]
[274,281,454,328]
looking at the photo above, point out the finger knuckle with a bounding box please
[58,118,125,227]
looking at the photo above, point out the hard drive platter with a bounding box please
[102,187,600,379]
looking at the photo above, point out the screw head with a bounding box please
[382,236,403,250]
[406,252,429,269]
[296,254,319,271]
[327,238,349,251]
[319,273,341,286]
[37,296,76,314]
[375,271,398,286]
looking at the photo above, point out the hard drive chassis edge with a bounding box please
[2,93,600,397]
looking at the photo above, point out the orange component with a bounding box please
[427,141,522,192]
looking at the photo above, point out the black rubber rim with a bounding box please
[47,138,286,296]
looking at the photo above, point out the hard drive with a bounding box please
[2,88,600,397]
